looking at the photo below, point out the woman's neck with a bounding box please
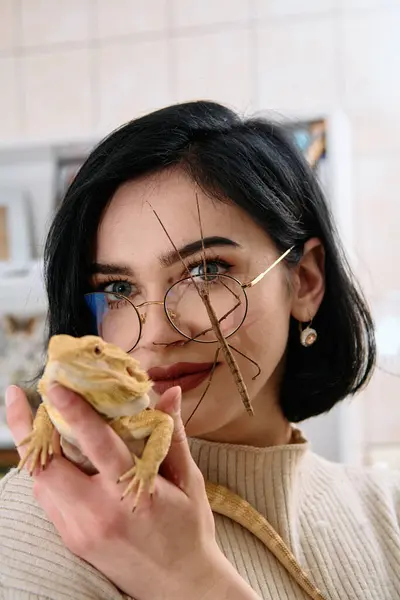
[199,396,293,448]
[187,362,292,448]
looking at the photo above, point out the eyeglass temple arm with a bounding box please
[243,246,295,289]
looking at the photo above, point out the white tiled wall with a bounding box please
[255,0,337,18]
[171,0,251,27]
[96,0,168,36]
[0,0,399,449]
[0,0,16,51]
[97,38,171,130]
[0,57,19,138]
[174,28,253,109]
[1,3,399,160]
[354,155,400,293]
[22,48,94,137]
[341,8,400,155]
[19,0,93,47]
[256,17,338,113]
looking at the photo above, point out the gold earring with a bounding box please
[299,319,317,347]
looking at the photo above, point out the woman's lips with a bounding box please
[147,362,216,395]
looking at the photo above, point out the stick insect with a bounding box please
[149,192,292,426]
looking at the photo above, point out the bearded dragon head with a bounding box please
[38,334,152,417]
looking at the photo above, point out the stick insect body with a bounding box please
[149,194,292,425]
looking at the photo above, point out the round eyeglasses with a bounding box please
[84,272,248,353]
[84,247,294,354]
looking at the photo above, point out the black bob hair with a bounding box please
[43,100,375,422]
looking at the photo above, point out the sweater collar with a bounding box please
[188,427,310,546]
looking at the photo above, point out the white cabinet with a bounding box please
[0,260,46,314]
[0,137,95,315]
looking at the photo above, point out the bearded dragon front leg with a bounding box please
[17,403,55,474]
[111,409,174,509]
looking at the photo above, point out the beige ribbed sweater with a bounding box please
[0,433,399,600]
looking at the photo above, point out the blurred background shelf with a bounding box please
[0,259,46,313]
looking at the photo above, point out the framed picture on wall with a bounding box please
[0,191,32,266]
[0,205,8,261]
[0,312,46,454]
[54,155,87,209]
[283,118,328,196]
[288,119,327,169]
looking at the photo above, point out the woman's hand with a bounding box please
[5,384,257,600]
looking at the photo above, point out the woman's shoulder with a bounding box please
[313,451,400,489]
[0,468,124,600]
[308,451,400,519]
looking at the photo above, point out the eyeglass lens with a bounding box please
[84,291,141,353]
[84,274,247,352]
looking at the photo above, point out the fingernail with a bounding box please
[47,384,72,408]
[172,385,181,398]
[171,386,182,415]
[5,386,18,407]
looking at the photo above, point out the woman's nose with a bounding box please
[136,301,186,348]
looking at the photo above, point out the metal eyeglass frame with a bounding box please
[84,246,294,353]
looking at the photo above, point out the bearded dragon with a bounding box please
[17,334,326,600]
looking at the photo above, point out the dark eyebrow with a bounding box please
[90,236,240,276]
[160,236,240,268]
[89,262,135,277]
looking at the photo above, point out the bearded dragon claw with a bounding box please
[17,403,55,474]
[118,455,158,509]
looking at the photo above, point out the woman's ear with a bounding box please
[290,238,325,322]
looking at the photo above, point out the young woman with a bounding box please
[1,101,399,600]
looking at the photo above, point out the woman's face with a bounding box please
[92,169,303,444]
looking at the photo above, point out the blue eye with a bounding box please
[188,261,227,281]
[103,281,136,298]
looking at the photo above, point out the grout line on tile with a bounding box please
[0,14,344,62]
[89,46,98,132]
[13,0,26,136]
[165,0,177,102]
[88,0,98,42]
[248,6,258,113]
[334,11,346,110]
[88,0,99,130]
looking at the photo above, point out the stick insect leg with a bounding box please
[185,348,220,427]
[184,297,243,343]
[227,344,261,380]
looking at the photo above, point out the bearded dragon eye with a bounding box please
[94,345,102,356]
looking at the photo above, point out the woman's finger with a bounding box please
[155,386,204,498]
[33,458,74,526]
[47,384,133,481]
[34,453,91,505]
[5,385,34,459]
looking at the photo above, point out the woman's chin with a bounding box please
[182,417,208,439]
